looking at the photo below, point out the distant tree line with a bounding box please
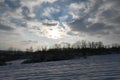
[23,41,120,63]
[0,41,120,65]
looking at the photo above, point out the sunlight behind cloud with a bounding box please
[41,22,67,39]
[48,28,62,39]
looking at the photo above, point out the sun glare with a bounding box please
[41,26,66,39]
[49,28,62,39]
[41,22,67,39]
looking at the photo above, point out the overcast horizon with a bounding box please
[0,0,120,50]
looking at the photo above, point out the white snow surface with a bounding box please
[0,54,120,80]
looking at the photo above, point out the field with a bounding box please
[0,54,120,80]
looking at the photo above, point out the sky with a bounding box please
[0,0,120,50]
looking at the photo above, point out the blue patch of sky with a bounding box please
[4,0,21,9]
[33,2,52,21]
[0,8,5,14]
[33,0,88,22]
[10,18,27,27]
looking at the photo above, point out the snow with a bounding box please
[0,54,120,80]
[6,59,26,66]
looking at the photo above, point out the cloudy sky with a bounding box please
[0,0,120,50]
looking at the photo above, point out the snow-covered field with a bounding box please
[0,54,120,80]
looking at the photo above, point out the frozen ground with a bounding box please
[0,54,120,80]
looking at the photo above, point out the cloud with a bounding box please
[10,18,27,27]
[0,18,16,31]
[42,20,58,26]
[0,23,14,31]
[22,40,38,45]
[69,1,88,19]
[42,22,57,26]
[67,18,87,32]
[21,6,31,20]
[67,0,120,37]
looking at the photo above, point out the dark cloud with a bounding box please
[101,9,118,19]
[10,18,27,27]
[67,0,120,37]
[114,30,120,34]
[42,22,57,26]
[89,23,105,31]
[21,40,38,45]
[88,23,114,31]
[0,23,14,31]
[21,6,33,20]
[67,20,112,35]
[67,18,87,32]
[21,6,30,18]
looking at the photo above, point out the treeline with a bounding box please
[0,41,120,65]
[22,41,120,63]
[0,50,30,66]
